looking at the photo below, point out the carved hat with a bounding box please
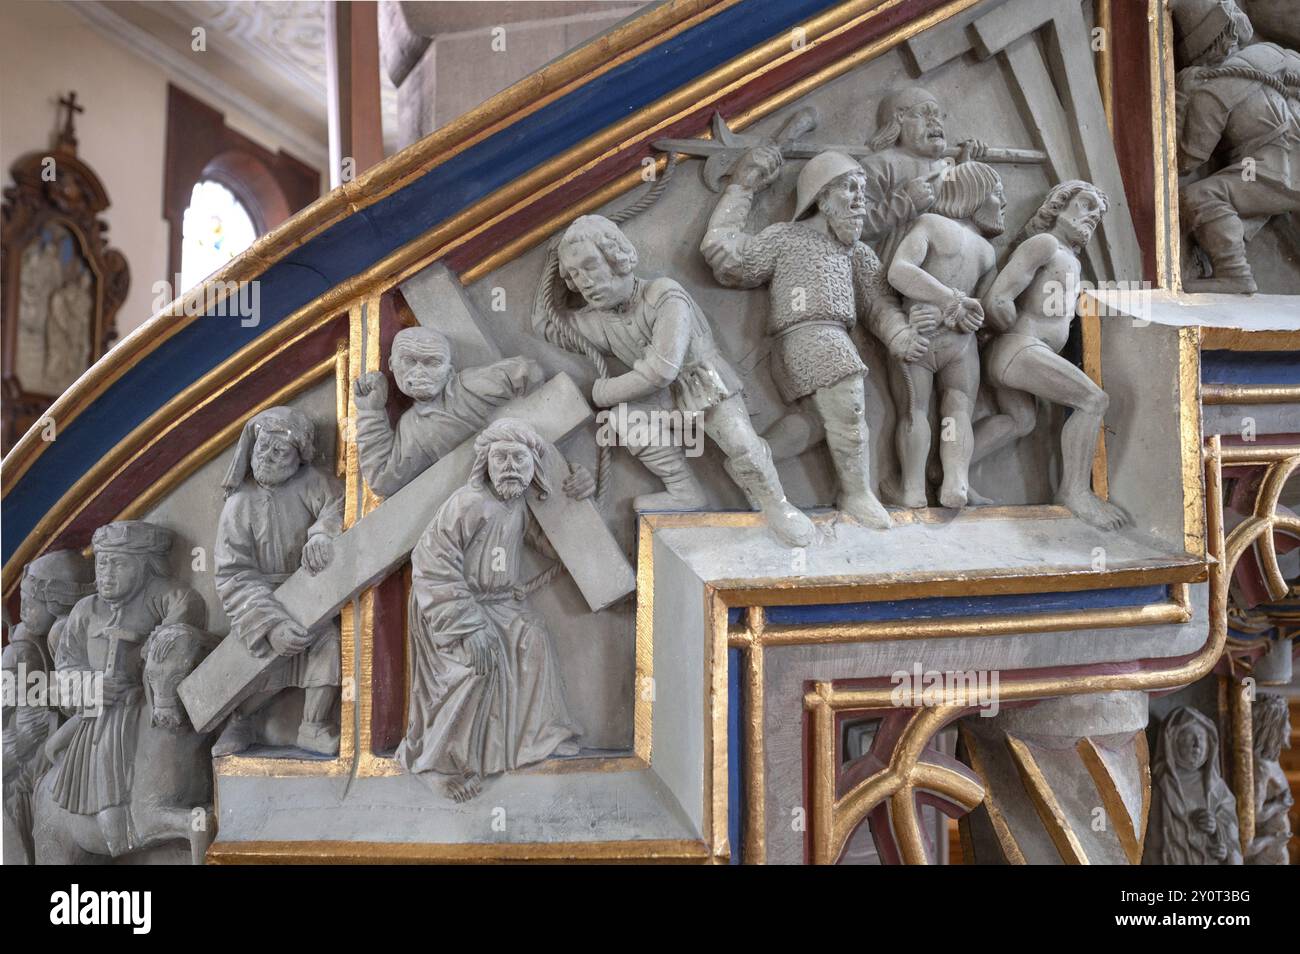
[791,151,865,222]
[1170,0,1252,64]
[20,549,95,606]
[221,406,315,496]
[869,86,939,152]
[92,521,174,556]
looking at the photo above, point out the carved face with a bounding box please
[817,171,869,244]
[973,181,1007,236]
[487,439,535,500]
[393,346,453,401]
[252,431,301,487]
[18,583,56,633]
[1173,723,1209,770]
[94,551,146,604]
[897,97,946,158]
[1055,189,1105,249]
[559,239,635,310]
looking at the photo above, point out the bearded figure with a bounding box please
[211,406,344,757]
[396,418,588,802]
[1144,706,1242,865]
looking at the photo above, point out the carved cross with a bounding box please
[57,91,84,148]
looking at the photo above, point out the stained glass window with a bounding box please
[179,180,257,292]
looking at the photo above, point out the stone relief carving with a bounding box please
[1145,706,1242,865]
[28,522,216,864]
[354,326,543,498]
[211,407,344,757]
[396,418,591,801]
[1171,0,1300,293]
[539,213,815,547]
[1247,692,1293,864]
[975,180,1128,530]
[2,550,94,864]
[700,147,900,530]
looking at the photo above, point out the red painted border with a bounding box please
[1110,0,1158,282]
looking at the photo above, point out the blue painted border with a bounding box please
[763,584,1171,625]
[728,646,742,864]
[3,0,842,561]
[1201,350,1300,387]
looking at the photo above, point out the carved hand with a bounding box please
[958,138,988,163]
[302,534,334,575]
[591,377,618,408]
[267,619,313,657]
[889,327,928,363]
[954,297,984,333]
[731,144,784,192]
[1191,808,1217,835]
[902,176,935,211]
[353,371,389,409]
[562,463,596,500]
[908,303,941,336]
[465,630,496,676]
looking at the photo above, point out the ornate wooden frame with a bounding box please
[1,104,127,453]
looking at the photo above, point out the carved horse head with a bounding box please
[144,624,214,730]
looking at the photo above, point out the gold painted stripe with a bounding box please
[1200,328,1300,351]
[1076,735,1143,864]
[1179,327,1206,557]
[743,607,766,865]
[1006,735,1089,864]
[206,838,711,864]
[1202,383,1300,405]
[959,725,1027,864]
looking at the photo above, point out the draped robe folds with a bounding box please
[1147,710,1242,865]
[396,483,580,780]
[355,358,536,497]
[214,465,344,691]
[50,579,205,815]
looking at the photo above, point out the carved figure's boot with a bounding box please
[813,379,891,530]
[211,711,260,757]
[629,442,706,511]
[724,444,815,548]
[297,720,340,756]
[96,805,133,857]
[1187,215,1258,294]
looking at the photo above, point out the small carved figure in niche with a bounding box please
[1171,0,1300,294]
[884,162,1005,509]
[212,407,344,757]
[548,214,815,547]
[353,327,544,497]
[1247,693,1293,864]
[702,148,908,530]
[860,86,989,266]
[972,181,1129,530]
[397,418,590,801]
[32,522,209,861]
[1146,706,1242,865]
[45,268,93,393]
[2,550,94,864]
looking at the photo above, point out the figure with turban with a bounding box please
[212,406,344,756]
[353,326,544,497]
[3,549,94,863]
[396,418,590,802]
[884,161,1005,510]
[46,521,206,856]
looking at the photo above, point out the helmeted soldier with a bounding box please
[1172,0,1300,293]
[702,148,908,530]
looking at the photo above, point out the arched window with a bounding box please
[179,180,258,291]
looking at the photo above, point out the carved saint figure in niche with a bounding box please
[860,86,990,267]
[702,148,909,530]
[353,327,544,497]
[1145,706,1242,865]
[884,162,1005,509]
[37,522,207,859]
[972,180,1129,530]
[16,231,90,397]
[45,268,93,393]
[1171,0,1300,293]
[546,214,814,547]
[212,407,344,757]
[1247,693,1293,864]
[2,550,94,864]
[397,418,591,802]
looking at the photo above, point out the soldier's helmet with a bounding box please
[1170,0,1252,64]
[791,151,863,222]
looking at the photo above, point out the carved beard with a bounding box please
[1057,216,1097,251]
[493,474,527,499]
[826,212,864,245]
[973,203,1005,237]
[252,453,298,487]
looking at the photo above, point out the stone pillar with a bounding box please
[959,691,1149,864]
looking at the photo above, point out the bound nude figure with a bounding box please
[973,180,1129,530]
[884,161,1005,509]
